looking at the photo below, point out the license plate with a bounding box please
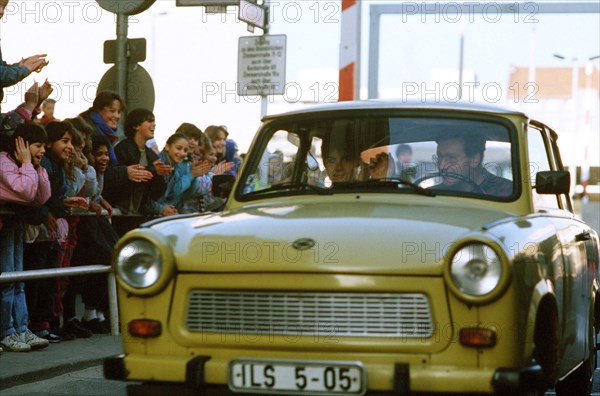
[228,358,367,395]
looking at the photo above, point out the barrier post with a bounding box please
[108,271,120,336]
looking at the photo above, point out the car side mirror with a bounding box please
[535,171,570,194]
[212,174,236,199]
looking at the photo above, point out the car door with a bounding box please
[528,121,593,372]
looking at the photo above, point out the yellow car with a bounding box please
[104,101,599,396]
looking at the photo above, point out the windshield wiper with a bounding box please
[249,181,333,195]
[336,178,436,197]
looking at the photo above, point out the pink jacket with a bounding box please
[0,151,51,205]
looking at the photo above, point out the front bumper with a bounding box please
[104,354,544,395]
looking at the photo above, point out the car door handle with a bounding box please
[576,231,591,241]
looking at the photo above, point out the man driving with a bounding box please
[434,133,512,196]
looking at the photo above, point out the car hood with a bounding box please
[151,199,513,275]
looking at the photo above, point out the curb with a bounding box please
[0,356,109,391]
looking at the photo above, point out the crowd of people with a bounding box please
[0,11,242,351]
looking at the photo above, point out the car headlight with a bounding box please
[116,239,161,288]
[445,241,509,304]
[114,229,174,295]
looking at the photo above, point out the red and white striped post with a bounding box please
[338,0,361,101]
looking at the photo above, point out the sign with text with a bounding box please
[238,34,286,96]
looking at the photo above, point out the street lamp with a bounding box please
[553,53,600,203]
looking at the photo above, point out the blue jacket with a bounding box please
[148,151,193,215]
[0,48,30,107]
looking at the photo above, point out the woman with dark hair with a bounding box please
[78,91,154,211]
[79,91,124,165]
[204,125,239,176]
[68,134,120,334]
[0,123,51,352]
[19,121,88,343]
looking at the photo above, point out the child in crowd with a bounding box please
[113,109,169,214]
[149,133,196,216]
[176,122,203,163]
[18,121,88,343]
[0,124,51,352]
[39,99,57,125]
[179,135,233,213]
[204,125,240,176]
[51,124,97,338]
[112,108,169,234]
[68,134,118,334]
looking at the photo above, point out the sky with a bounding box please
[1,0,599,158]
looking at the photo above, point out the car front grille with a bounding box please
[186,291,434,338]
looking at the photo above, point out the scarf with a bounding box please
[89,111,119,165]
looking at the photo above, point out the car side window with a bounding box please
[527,126,560,210]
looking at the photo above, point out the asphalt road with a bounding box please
[3,364,600,396]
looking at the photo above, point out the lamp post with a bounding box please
[553,53,599,204]
[151,11,168,77]
[458,16,465,100]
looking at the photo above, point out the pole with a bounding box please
[570,60,580,200]
[116,13,128,106]
[581,61,593,204]
[108,272,120,336]
[458,31,464,100]
[527,25,536,106]
[258,1,270,117]
[152,11,168,77]
[115,13,129,140]
[339,0,360,101]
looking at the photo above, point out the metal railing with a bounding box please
[0,265,119,336]
[0,207,154,337]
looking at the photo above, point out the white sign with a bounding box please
[238,0,266,30]
[176,0,237,5]
[238,35,286,96]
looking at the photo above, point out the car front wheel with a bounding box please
[554,325,595,396]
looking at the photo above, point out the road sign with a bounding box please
[176,0,237,6]
[96,0,155,15]
[238,0,266,30]
[98,64,155,112]
[104,38,147,64]
[238,34,286,96]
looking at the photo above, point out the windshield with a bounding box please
[238,115,516,201]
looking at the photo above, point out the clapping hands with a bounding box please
[213,160,235,175]
[191,160,212,178]
[153,159,173,176]
[20,54,49,74]
[127,164,154,183]
[23,79,53,111]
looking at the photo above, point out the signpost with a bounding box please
[97,0,155,15]
[238,0,266,30]
[176,0,237,13]
[237,34,286,97]
[96,0,156,139]
[103,38,147,64]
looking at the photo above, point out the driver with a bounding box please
[434,133,512,196]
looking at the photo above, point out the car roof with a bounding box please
[262,99,527,121]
